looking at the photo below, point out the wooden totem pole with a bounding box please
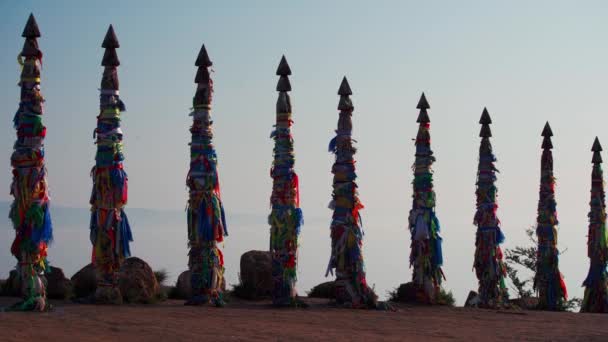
[186,44,228,306]
[408,93,445,303]
[9,13,53,311]
[534,122,567,310]
[89,25,132,304]
[473,108,507,307]
[326,77,377,308]
[269,56,303,306]
[581,137,608,313]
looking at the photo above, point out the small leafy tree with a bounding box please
[505,227,580,311]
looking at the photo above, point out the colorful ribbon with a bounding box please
[269,57,303,306]
[186,45,228,306]
[8,14,53,312]
[473,109,508,308]
[408,95,445,304]
[326,78,376,308]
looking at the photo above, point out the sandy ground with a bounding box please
[0,297,607,341]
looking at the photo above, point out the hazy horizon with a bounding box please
[3,1,608,305]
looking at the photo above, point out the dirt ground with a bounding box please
[1,297,607,341]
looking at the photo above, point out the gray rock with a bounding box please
[71,263,97,299]
[2,270,21,297]
[236,250,272,299]
[174,270,192,299]
[392,282,418,303]
[465,290,480,307]
[510,296,539,310]
[118,257,161,303]
[72,257,161,303]
[1,267,71,299]
[307,281,335,299]
[46,267,72,299]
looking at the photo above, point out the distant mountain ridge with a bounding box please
[0,201,327,227]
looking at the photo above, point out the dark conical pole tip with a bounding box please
[479,107,492,125]
[195,44,212,67]
[542,136,553,150]
[101,48,120,66]
[593,151,603,164]
[416,110,430,124]
[22,13,41,38]
[479,124,492,138]
[276,75,292,92]
[276,55,291,76]
[542,121,553,137]
[102,25,120,48]
[416,92,430,109]
[21,39,40,57]
[592,137,603,152]
[195,66,210,84]
[338,76,352,96]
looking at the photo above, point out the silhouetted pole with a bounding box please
[473,108,507,308]
[269,55,303,306]
[534,122,567,310]
[9,13,53,311]
[326,77,377,308]
[581,137,608,313]
[408,93,445,303]
[185,44,228,306]
[89,25,132,304]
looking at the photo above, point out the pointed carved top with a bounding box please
[542,136,553,150]
[195,44,212,67]
[102,25,120,48]
[21,39,40,57]
[479,124,492,138]
[276,75,291,92]
[542,121,553,137]
[195,66,210,84]
[22,13,41,38]
[592,137,603,152]
[101,48,120,66]
[479,107,492,125]
[416,109,430,124]
[416,92,430,109]
[338,76,352,96]
[276,55,291,76]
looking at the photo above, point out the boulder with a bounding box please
[1,267,71,299]
[2,270,21,297]
[510,296,539,310]
[172,269,227,300]
[390,282,418,303]
[465,290,480,307]
[118,257,161,303]
[72,258,161,303]
[71,263,97,299]
[236,250,272,299]
[174,270,192,299]
[308,281,335,299]
[45,267,72,299]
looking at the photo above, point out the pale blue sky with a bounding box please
[2,1,608,301]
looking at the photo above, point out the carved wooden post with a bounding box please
[186,44,228,306]
[326,77,377,308]
[581,137,608,313]
[89,25,132,304]
[269,56,303,306]
[473,108,507,308]
[408,93,445,303]
[534,122,567,310]
[9,13,53,311]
